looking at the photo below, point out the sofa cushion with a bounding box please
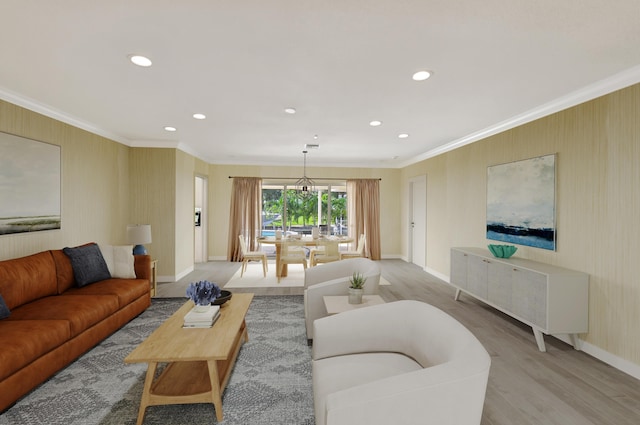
[0,319,70,381]
[63,278,149,308]
[51,249,76,293]
[63,243,111,287]
[313,352,421,425]
[0,294,9,319]
[7,295,119,337]
[0,251,58,309]
[99,244,136,279]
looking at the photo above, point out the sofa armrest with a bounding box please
[313,300,481,361]
[305,271,381,337]
[304,258,380,288]
[323,364,490,425]
[312,302,401,360]
[305,273,381,339]
[305,263,351,287]
[305,276,351,339]
[134,255,151,281]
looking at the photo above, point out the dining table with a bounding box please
[257,235,353,277]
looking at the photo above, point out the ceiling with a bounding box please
[2,1,640,169]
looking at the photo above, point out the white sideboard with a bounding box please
[450,247,589,352]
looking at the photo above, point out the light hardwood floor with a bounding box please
[157,259,640,425]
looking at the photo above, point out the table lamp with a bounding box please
[127,224,152,255]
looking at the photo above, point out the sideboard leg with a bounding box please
[454,289,461,301]
[533,329,547,352]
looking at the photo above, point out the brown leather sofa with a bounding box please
[0,245,151,412]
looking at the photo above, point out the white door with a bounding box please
[410,175,426,268]
[194,175,208,263]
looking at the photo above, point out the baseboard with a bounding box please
[157,265,194,283]
[578,340,640,380]
[210,255,227,261]
[175,265,194,281]
[381,254,404,260]
[424,266,449,283]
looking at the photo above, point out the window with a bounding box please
[262,182,347,236]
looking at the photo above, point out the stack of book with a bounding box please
[183,305,221,328]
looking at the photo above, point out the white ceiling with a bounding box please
[2,0,640,168]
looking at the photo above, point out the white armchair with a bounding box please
[304,258,381,340]
[312,300,491,425]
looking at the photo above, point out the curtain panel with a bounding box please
[346,179,381,260]
[227,177,262,261]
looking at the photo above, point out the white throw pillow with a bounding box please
[99,244,137,279]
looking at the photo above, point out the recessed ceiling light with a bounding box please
[193,113,206,120]
[129,55,152,67]
[164,126,177,132]
[398,133,409,139]
[369,120,382,127]
[412,70,432,81]
[284,107,296,114]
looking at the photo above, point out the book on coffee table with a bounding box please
[183,305,220,328]
[183,314,220,328]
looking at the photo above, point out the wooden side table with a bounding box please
[150,259,158,297]
[323,295,385,315]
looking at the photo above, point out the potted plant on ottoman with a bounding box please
[348,272,367,304]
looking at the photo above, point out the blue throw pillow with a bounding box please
[63,243,112,287]
[0,293,10,319]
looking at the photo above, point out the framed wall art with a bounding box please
[0,131,61,235]
[486,153,556,250]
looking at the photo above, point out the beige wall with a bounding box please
[208,164,402,260]
[175,151,195,277]
[129,149,211,281]
[175,151,215,278]
[0,100,132,260]
[401,83,640,369]
[129,148,177,279]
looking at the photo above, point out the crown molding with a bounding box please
[399,64,640,168]
[0,86,130,145]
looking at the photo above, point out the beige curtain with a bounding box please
[227,177,262,261]
[346,179,381,260]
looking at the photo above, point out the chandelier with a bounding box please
[295,150,315,197]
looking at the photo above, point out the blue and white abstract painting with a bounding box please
[486,154,556,250]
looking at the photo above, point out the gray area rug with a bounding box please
[0,296,314,425]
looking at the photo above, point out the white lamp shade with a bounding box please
[127,224,152,245]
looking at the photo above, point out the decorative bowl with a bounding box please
[213,290,232,306]
[488,244,518,258]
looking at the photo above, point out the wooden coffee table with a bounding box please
[124,293,254,424]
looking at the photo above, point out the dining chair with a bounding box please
[310,239,340,266]
[278,239,307,282]
[339,234,366,260]
[238,235,268,277]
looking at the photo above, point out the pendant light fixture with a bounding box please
[295,150,315,197]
